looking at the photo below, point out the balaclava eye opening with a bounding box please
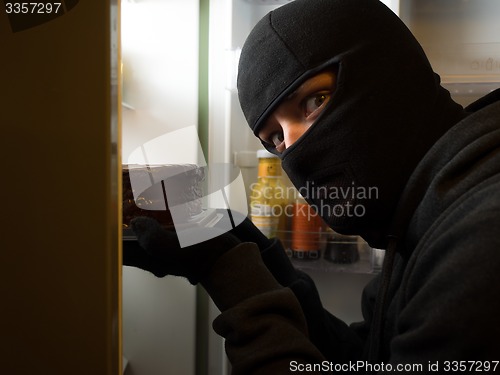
[237,0,466,248]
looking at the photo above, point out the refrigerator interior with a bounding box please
[120,0,500,374]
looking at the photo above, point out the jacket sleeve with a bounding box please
[260,239,370,362]
[201,242,326,374]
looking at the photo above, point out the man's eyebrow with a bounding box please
[285,75,331,102]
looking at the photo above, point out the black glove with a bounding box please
[218,210,299,286]
[230,215,274,250]
[213,209,273,251]
[123,216,241,284]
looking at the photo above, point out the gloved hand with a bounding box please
[214,209,274,251]
[222,211,299,287]
[231,216,274,250]
[123,216,241,284]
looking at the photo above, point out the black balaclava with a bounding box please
[237,0,466,248]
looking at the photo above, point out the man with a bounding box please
[125,0,500,373]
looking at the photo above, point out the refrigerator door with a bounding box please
[1,1,121,374]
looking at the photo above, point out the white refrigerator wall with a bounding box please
[121,1,199,374]
[121,0,201,160]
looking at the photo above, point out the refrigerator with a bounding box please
[120,0,500,374]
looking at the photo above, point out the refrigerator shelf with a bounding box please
[275,230,383,274]
[290,253,376,274]
[425,43,500,81]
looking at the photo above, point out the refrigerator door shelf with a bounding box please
[423,43,500,85]
[442,81,500,107]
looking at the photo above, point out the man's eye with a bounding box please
[304,93,330,117]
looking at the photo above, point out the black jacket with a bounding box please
[204,91,500,374]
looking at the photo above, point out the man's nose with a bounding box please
[283,122,307,150]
